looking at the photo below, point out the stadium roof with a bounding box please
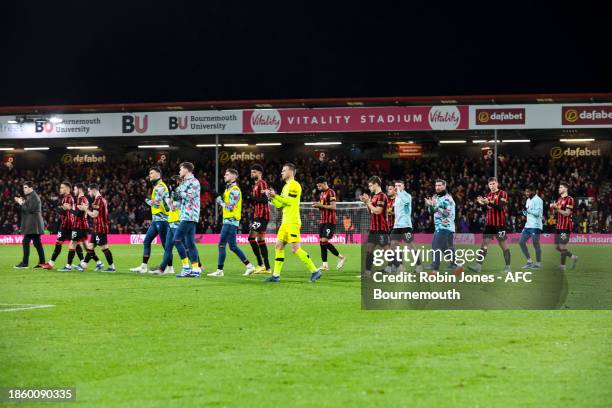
[1,93,612,115]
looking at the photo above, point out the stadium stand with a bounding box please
[0,154,609,234]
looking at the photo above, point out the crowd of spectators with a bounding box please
[398,155,610,234]
[0,153,610,235]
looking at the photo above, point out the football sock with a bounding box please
[560,249,572,265]
[274,249,285,276]
[327,243,339,257]
[258,240,270,269]
[91,249,100,262]
[249,237,262,266]
[51,243,62,262]
[503,248,511,266]
[84,250,95,264]
[67,249,76,265]
[75,245,84,261]
[295,248,317,273]
[320,242,328,262]
[102,249,114,265]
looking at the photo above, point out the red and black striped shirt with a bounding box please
[92,195,109,234]
[318,188,337,224]
[485,190,508,227]
[370,192,389,232]
[252,179,270,220]
[73,195,89,230]
[555,195,574,231]
[387,196,396,232]
[60,193,75,229]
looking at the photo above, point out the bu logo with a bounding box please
[169,116,188,130]
[35,122,54,133]
[122,114,148,134]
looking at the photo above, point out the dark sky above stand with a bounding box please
[1,1,610,106]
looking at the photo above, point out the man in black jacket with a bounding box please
[14,181,50,269]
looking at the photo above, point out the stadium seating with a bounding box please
[0,154,609,234]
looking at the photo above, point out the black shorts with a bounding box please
[390,227,414,243]
[555,229,571,245]
[368,231,390,247]
[484,225,508,241]
[91,232,108,246]
[249,218,269,233]
[56,228,72,242]
[70,229,88,242]
[319,223,336,239]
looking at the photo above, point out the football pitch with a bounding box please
[1,243,611,407]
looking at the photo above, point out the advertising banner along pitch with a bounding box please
[243,106,469,133]
[0,111,243,139]
[3,103,612,139]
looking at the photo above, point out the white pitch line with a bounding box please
[0,303,55,312]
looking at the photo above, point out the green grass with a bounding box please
[1,243,611,407]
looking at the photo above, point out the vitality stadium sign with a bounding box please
[242,106,470,133]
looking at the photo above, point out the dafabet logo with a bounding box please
[562,106,612,125]
[61,154,106,164]
[550,146,601,160]
[475,108,525,125]
[219,151,264,163]
[564,109,578,123]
